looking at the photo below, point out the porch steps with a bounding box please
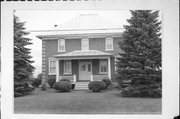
[74,82,89,90]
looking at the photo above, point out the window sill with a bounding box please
[63,73,72,75]
[105,49,113,51]
[58,51,65,52]
[48,73,56,75]
[99,72,108,75]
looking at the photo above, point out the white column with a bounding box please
[91,59,93,81]
[91,74,93,81]
[108,57,111,80]
[73,74,76,82]
[56,59,59,82]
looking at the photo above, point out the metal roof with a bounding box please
[36,14,123,38]
[54,50,113,59]
[53,14,122,30]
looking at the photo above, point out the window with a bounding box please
[105,37,113,50]
[99,59,108,74]
[49,58,56,74]
[81,64,86,71]
[58,39,65,52]
[64,60,72,74]
[81,38,89,50]
[88,64,91,72]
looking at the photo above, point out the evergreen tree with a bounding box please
[37,73,42,80]
[14,15,35,96]
[117,10,161,97]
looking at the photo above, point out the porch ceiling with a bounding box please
[54,50,113,59]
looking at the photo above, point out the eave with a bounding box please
[36,28,123,40]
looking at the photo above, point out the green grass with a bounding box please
[14,88,161,114]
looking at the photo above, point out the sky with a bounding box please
[14,10,131,77]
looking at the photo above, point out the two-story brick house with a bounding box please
[37,14,123,89]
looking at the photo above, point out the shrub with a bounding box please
[119,84,161,97]
[48,78,56,88]
[111,82,119,89]
[88,81,106,92]
[53,81,71,92]
[41,82,46,91]
[60,79,71,83]
[102,78,111,89]
[14,83,34,97]
[149,88,162,98]
[32,78,42,88]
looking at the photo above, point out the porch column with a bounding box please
[108,57,111,80]
[91,74,93,81]
[56,59,59,82]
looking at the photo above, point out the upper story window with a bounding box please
[105,37,113,51]
[99,59,108,74]
[58,39,65,52]
[81,38,89,50]
[49,58,56,75]
[64,60,72,74]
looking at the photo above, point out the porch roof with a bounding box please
[54,50,113,59]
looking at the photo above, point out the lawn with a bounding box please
[14,88,161,114]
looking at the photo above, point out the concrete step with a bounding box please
[74,82,89,90]
[75,82,89,84]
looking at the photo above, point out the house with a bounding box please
[36,14,123,89]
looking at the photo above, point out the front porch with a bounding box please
[53,50,114,84]
[56,59,111,82]
[58,73,109,83]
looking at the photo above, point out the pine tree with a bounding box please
[14,15,35,85]
[117,10,161,97]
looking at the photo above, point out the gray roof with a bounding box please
[53,14,122,30]
[37,14,123,38]
[54,50,113,59]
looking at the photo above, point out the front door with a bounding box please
[79,60,92,81]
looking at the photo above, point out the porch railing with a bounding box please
[92,74,108,81]
[59,74,76,83]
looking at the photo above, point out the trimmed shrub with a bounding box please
[41,82,46,91]
[14,83,34,97]
[32,78,42,88]
[102,78,111,89]
[53,81,71,92]
[60,79,71,83]
[48,78,56,88]
[88,81,106,92]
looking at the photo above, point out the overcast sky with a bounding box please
[15,10,131,77]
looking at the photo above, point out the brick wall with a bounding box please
[42,36,122,81]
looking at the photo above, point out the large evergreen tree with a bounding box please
[117,10,161,97]
[14,15,35,85]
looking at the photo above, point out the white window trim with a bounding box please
[81,38,89,51]
[58,39,65,52]
[99,59,108,74]
[49,58,56,75]
[105,37,113,51]
[63,60,72,74]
